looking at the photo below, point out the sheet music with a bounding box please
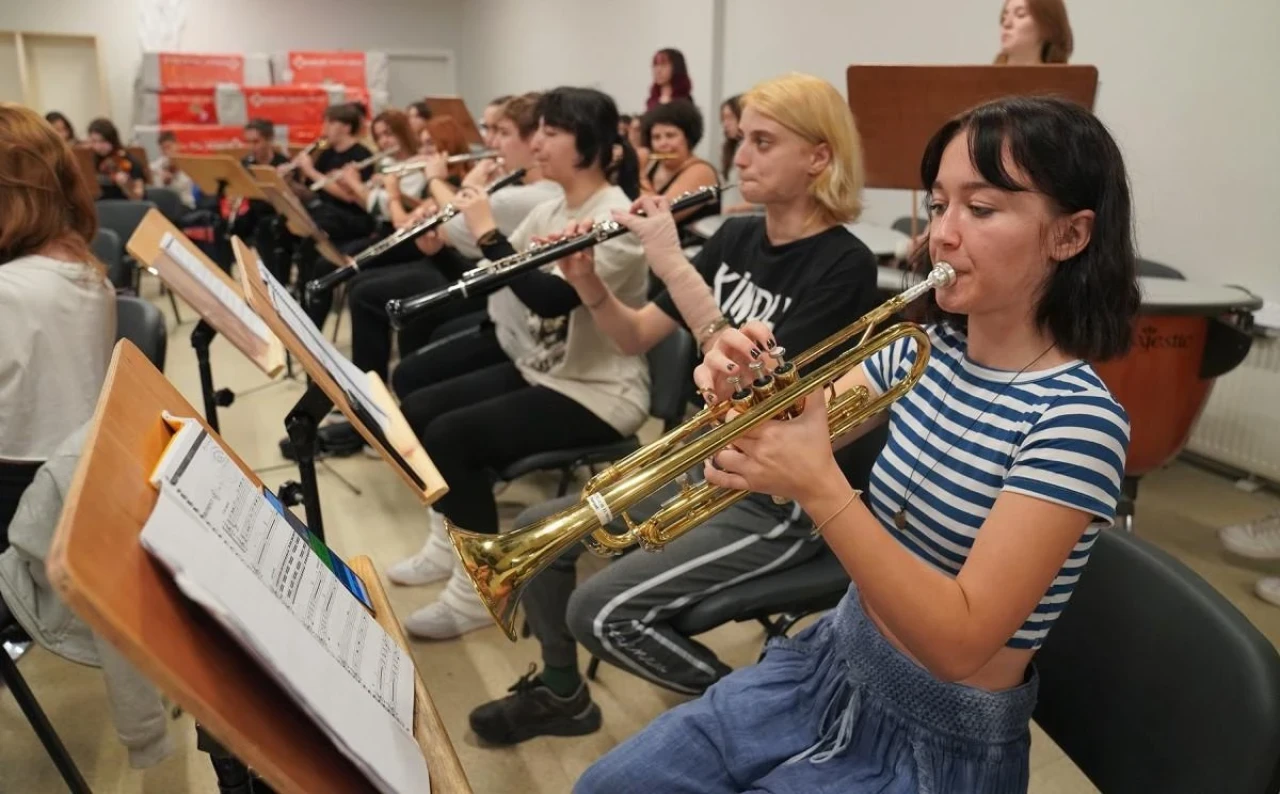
[143,418,428,794]
[160,233,272,344]
[250,250,390,432]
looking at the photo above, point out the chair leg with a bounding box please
[330,285,346,344]
[586,656,601,681]
[0,650,92,793]
[556,467,574,498]
[167,288,184,326]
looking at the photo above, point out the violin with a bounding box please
[96,150,134,184]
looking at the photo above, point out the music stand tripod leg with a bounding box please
[196,724,277,794]
[278,382,332,541]
[190,320,235,434]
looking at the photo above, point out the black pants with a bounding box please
[399,327,623,536]
[348,250,485,382]
[302,202,376,328]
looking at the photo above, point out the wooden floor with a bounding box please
[3,284,1279,793]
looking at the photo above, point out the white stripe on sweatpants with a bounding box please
[592,503,805,692]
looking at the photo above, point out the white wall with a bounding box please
[0,0,463,131]
[725,0,1280,301]
[455,0,718,159]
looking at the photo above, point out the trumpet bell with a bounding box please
[446,521,523,641]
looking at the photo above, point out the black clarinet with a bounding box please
[386,184,724,328]
[302,168,527,303]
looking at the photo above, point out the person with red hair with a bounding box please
[646,48,693,111]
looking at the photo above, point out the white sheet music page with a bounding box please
[159,232,273,345]
[249,250,391,432]
[142,416,428,794]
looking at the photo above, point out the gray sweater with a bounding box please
[0,423,174,768]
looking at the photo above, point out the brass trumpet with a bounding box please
[448,263,956,640]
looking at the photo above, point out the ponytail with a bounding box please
[609,133,641,200]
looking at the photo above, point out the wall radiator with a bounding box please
[1186,334,1280,484]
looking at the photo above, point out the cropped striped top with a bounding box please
[860,324,1130,649]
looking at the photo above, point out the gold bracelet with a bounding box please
[698,316,731,348]
[811,490,862,538]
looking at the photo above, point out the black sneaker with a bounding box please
[469,665,602,745]
[276,421,366,461]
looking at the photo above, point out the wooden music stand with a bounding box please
[249,168,349,268]
[72,146,102,199]
[46,340,471,794]
[232,236,448,506]
[846,65,1099,190]
[126,209,285,376]
[173,154,265,201]
[424,96,483,146]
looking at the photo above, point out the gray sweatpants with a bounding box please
[518,487,825,696]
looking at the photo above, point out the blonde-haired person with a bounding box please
[463,72,883,747]
[997,0,1073,64]
[0,103,116,511]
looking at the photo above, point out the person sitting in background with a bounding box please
[44,111,78,145]
[646,48,693,111]
[481,95,512,149]
[149,130,195,208]
[389,87,648,641]
[339,109,425,226]
[0,102,116,505]
[317,92,564,457]
[463,72,882,745]
[290,103,376,326]
[638,100,719,233]
[719,93,756,215]
[414,115,486,207]
[87,118,145,201]
[996,0,1073,64]
[233,119,293,284]
[407,100,434,138]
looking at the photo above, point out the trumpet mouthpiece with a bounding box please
[930,262,957,287]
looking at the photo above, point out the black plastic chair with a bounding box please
[1136,257,1185,280]
[143,186,186,226]
[115,295,168,371]
[97,199,183,322]
[891,215,928,237]
[90,228,129,291]
[1,460,93,793]
[495,328,698,497]
[1034,529,1280,794]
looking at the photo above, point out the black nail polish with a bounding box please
[726,363,735,371]
[768,338,777,349]
[750,348,760,359]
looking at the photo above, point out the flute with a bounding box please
[278,138,328,176]
[380,149,500,176]
[303,168,528,303]
[310,147,398,190]
[386,184,726,328]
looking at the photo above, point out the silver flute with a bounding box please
[310,147,398,190]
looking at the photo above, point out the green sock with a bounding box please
[541,664,582,697]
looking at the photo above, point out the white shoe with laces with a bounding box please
[1218,512,1280,560]
[1257,577,1280,608]
[386,510,456,586]
[403,567,493,639]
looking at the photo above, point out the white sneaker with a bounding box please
[404,568,493,639]
[386,510,456,586]
[1219,513,1280,560]
[1257,577,1280,608]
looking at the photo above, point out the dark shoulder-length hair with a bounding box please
[720,94,743,178]
[640,99,704,151]
[537,87,640,199]
[87,117,123,150]
[647,48,692,108]
[910,95,1138,361]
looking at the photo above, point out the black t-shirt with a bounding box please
[242,150,289,168]
[313,142,373,211]
[95,151,147,200]
[653,216,885,511]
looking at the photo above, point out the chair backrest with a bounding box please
[890,216,927,237]
[1034,528,1280,794]
[91,227,129,289]
[1137,257,1185,280]
[144,186,186,224]
[0,459,43,552]
[114,295,167,371]
[647,328,697,430]
[95,199,157,254]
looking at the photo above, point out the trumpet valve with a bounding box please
[727,375,753,414]
[749,360,777,402]
[768,347,803,417]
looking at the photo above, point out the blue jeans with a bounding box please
[576,586,1037,794]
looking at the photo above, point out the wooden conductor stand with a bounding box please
[46,341,471,793]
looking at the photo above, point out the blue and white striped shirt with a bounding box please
[861,324,1130,649]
